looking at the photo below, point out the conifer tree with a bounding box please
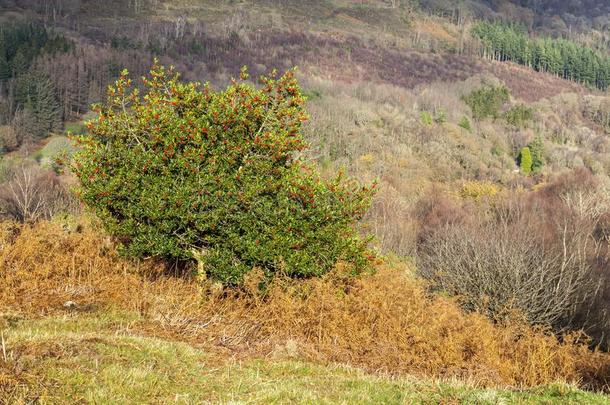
[15,72,62,138]
[528,136,544,173]
[519,147,533,174]
[472,21,610,90]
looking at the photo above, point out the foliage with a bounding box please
[472,21,610,90]
[0,21,71,82]
[433,108,446,124]
[459,181,500,201]
[519,146,533,174]
[420,111,433,125]
[14,71,63,138]
[72,64,375,286]
[39,136,76,160]
[3,313,610,403]
[505,104,534,128]
[462,85,510,121]
[528,136,544,173]
[0,21,70,148]
[458,116,471,132]
[1,220,609,391]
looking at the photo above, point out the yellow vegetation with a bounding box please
[1,220,609,392]
[459,181,501,201]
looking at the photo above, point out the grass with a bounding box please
[1,220,609,392]
[2,311,609,404]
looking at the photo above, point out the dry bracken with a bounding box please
[0,220,609,393]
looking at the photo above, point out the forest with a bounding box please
[473,21,610,90]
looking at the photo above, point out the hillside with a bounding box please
[1,221,609,403]
[0,1,609,403]
[3,313,609,403]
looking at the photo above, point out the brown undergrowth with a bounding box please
[0,220,609,392]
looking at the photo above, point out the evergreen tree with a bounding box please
[72,65,375,286]
[472,21,610,90]
[15,72,62,138]
[9,49,28,78]
[528,136,544,173]
[0,55,10,81]
[519,147,533,174]
[463,85,510,121]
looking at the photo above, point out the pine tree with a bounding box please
[10,49,28,78]
[0,55,10,81]
[15,72,62,138]
[471,21,609,90]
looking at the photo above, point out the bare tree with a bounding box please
[0,165,48,222]
[415,180,608,333]
[0,165,78,222]
[417,217,598,328]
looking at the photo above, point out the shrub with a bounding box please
[505,104,534,128]
[39,136,77,173]
[420,111,433,125]
[519,146,532,174]
[459,181,500,201]
[2,220,609,389]
[0,125,20,152]
[582,95,610,133]
[416,193,598,330]
[0,164,77,222]
[433,108,446,124]
[72,64,375,286]
[458,116,471,132]
[462,85,509,121]
[416,172,610,349]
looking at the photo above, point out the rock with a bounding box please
[63,301,77,309]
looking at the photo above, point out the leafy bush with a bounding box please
[462,85,509,121]
[72,64,375,286]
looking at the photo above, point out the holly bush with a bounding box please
[72,63,376,286]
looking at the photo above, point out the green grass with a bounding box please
[1,311,609,404]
